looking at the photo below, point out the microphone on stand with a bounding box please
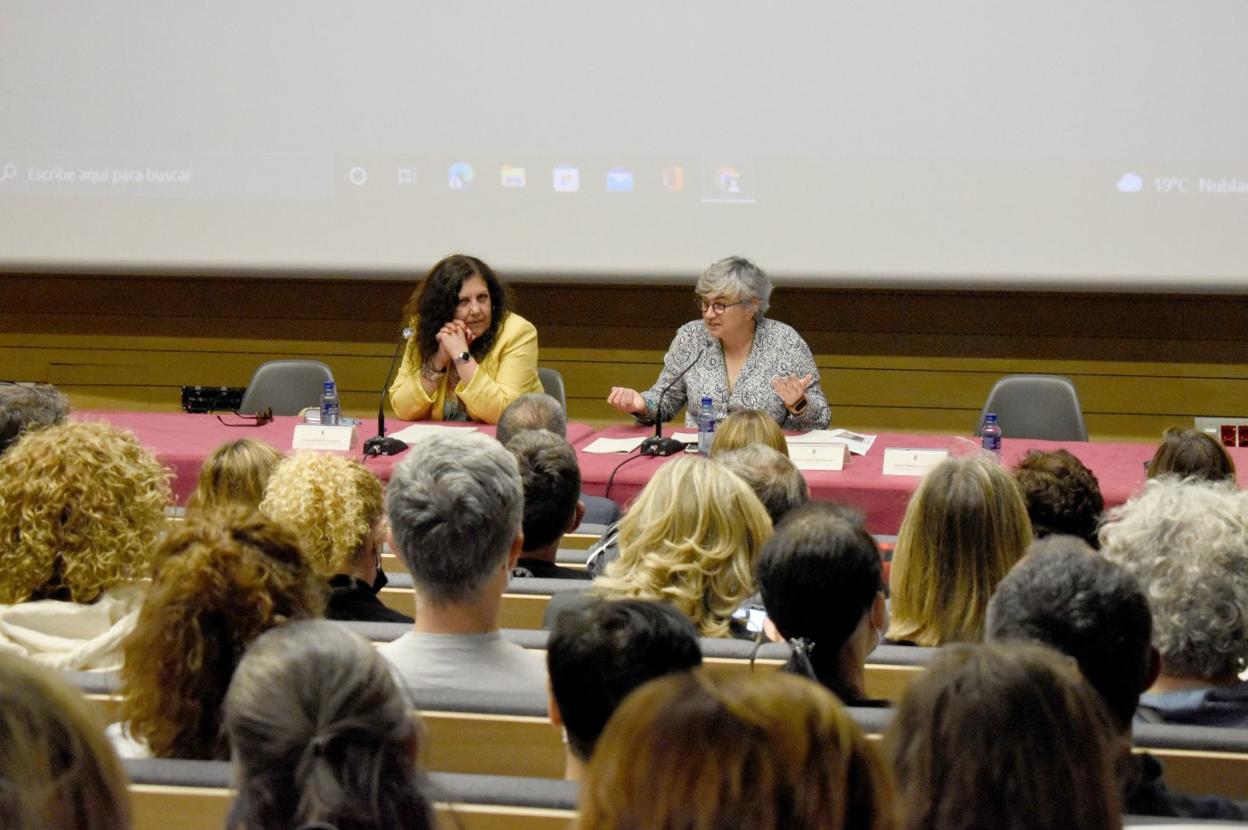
[364,326,414,457]
[639,341,709,457]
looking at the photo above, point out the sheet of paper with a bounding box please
[387,423,477,445]
[786,429,877,456]
[671,432,698,443]
[582,435,648,454]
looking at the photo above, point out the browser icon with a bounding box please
[606,167,634,192]
[448,162,475,190]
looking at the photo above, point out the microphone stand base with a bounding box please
[363,436,408,456]
[639,436,686,457]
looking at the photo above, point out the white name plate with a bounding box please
[882,447,948,477]
[788,442,849,471]
[292,423,357,451]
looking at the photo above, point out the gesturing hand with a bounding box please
[771,373,814,409]
[607,387,647,415]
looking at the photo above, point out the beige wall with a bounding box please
[5,272,1248,442]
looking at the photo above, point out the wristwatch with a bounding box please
[455,351,472,366]
[788,396,809,415]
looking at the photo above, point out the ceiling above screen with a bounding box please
[2,0,1246,291]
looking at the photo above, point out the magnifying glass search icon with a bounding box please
[0,164,17,184]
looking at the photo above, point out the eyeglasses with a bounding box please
[697,299,746,316]
[216,407,274,428]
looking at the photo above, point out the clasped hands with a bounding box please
[430,320,475,371]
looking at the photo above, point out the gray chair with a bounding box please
[238,359,334,416]
[537,367,566,413]
[977,374,1088,441]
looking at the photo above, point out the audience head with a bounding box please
[496,392,567,446]
[1146,427,1236,483]
[757,503,886,701]
[0,381,69,455]
[187,438,282,515]
[986,536,1155,732]
[710,408,789,457]
[548,599,703,763]
[715,443,809,526]
[505,429,582,553]
[0,420,170,604]
[886,643,1123,830]
[224,620,434,830]
[887,454,1032,646]
[1012,449,1104,548]
[386,431,523,606]
[0,652,130,830]
[596,455,772,637]
[260,451,384,578]
[403,253,510,366]
[696,256,773,316]
[1100,477,1248,684]
[578,670,894,830]
[120,507,324,759]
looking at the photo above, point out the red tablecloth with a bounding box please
[575,425,1248,535]
[76,411,594,504]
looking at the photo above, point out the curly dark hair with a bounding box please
[401,254,511,368]
[1012,449,1104,549]
[119,507,325,760]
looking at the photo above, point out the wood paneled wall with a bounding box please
[4,272,1248,442]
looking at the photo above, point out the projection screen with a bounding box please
[1,1,1246,290]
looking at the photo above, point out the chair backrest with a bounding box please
[977,374,1088,441]
[537,367,567,413]
[238,360,335,416]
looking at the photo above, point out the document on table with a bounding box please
[786,429,876,456]
[387,424,478,445]
[582,435,648,454]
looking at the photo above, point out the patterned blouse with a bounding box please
[640,318,831,431]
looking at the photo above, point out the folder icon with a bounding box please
[501,166,526,188]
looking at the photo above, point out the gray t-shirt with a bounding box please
[378,630,547,694]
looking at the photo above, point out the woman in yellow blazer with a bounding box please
[389,255,542,424]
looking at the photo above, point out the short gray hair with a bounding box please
[696,257,772,316]
[0,382,69,455]
[715,444,808,526]
[497,393,566,446]
[1100,477,1248,680]
[386,431,523,604]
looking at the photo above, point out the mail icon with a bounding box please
[606,167,634,192]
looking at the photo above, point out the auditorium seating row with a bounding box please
[65,625,1248,803]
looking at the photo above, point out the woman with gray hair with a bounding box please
[607,256,830,431]
[224,619,436,830]
[1100,477,1248,728]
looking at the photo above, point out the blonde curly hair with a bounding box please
[260,451,384,578]
[0,420,170,604]
[594,456,772,638]
[120,506,324,759]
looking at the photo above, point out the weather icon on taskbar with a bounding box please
[448,162,475,191]
[1116,172,1144,193]
[716,166,742,194]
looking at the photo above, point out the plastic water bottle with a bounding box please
[981,412,1002,458]
[320,380,340,426]
[697,396,717,455]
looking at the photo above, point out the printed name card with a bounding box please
[788,442,849,471]
[292,424,357,451]
[881,447,948,477]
